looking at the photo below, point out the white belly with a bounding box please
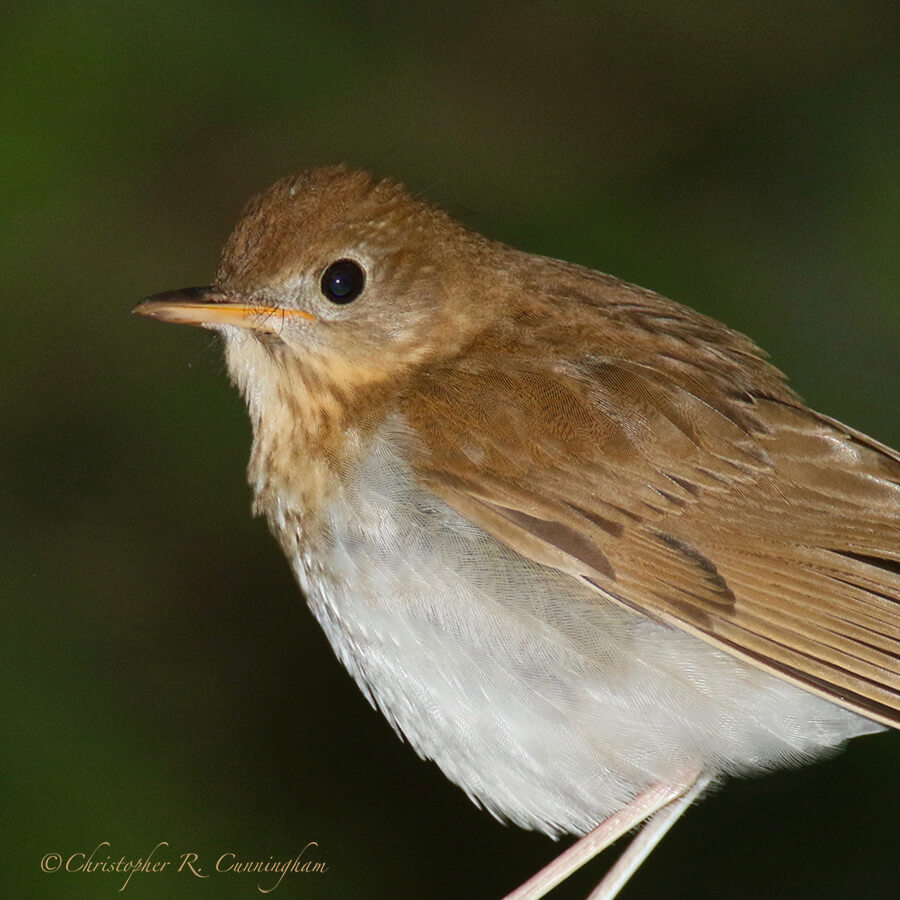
[265,422,880,836]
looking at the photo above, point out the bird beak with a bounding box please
[133,286,316,332]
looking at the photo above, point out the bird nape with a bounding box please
[136,166,899,900]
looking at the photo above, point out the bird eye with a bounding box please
[321,259,365,304]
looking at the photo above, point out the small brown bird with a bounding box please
[136,166,899,899]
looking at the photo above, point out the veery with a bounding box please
[136,166,899,899]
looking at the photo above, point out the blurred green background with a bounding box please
[3,2,898,898]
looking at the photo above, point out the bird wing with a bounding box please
[404,341,900,728]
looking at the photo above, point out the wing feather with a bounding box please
[404,320,900,726]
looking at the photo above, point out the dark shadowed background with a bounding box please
[3,2,898,898]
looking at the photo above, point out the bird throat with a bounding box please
[223,330,394,528]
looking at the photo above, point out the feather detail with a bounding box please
[403,280,900,727]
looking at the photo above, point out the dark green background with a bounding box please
[3,2,897,898]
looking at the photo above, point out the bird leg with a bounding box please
[584,771,712,900]
[502,768,708,900]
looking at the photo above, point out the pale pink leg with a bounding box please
[585,772,712,900]
[502,768,706,900]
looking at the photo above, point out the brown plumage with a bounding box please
[404,266,900,726]
[136,166,899,899]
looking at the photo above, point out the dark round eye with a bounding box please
[321,259,365,304]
